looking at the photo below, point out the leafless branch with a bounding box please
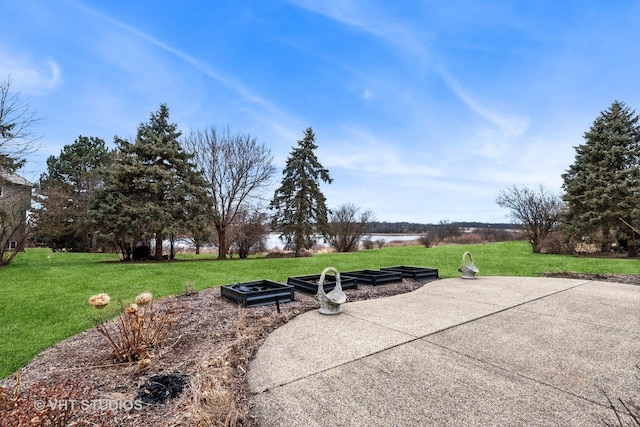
[182,126,275,259]
[496,183,564,253]
[0,76,42,167]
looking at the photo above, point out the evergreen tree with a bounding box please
[32,136,111,251]
[91,104,210,260]
[270,127,332,256]
[562,100,640,255]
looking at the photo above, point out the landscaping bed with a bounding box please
[1,278,431,426]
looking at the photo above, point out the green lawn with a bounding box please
[1,241,638,378]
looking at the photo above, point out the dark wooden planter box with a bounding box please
[287,274,358,294]
[381,266,439,281]
[220,280,294,307]
[341,269,403,286]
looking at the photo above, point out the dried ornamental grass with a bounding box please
[88,292,181,364]
[124,303,139,315]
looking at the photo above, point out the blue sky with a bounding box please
[3,1,640,223]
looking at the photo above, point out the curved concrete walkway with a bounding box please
[248,276,640,426]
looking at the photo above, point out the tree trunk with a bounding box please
[601,227,612,253]
[155,232,163,261]
[217,226,228,260]
[627,229,638,258]
[294,230,304,257]
[169,233,175,260]
[91,231,98,252]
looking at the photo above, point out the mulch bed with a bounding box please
[543,272,640,286]
[1,278,429,426]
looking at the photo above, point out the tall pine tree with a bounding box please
[562,100,640,256]
[91,104,210,260]
[270,127,332,256]
[33,136,112,251]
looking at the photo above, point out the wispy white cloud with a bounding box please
[283,0,531,171]
[0,48,62,94]
[438,68,529,138]
[320,127,442,178]
[72,3,265,106]
[362,88,375,100]
[286,0,430,64]
[63,2,308,158]
[435,67,532,165]
[69,2,305,137]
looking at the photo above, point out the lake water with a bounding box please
[265,233,421,250]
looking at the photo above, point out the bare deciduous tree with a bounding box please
[324,203,374,252]
[374,238,386,249]
[229,206,269,259]
[0,76,41,170]
[496,184,564,253]
[182,127,275,259]
[418,231,437,248]
[0,77,39,266]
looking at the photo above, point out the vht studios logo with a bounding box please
[34,399,144,412]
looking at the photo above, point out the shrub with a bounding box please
[361,239,374,250]
[443,232,486,245]
[131,245,151,261]
[265,250,295,258]
[182,281,197,296]
[89,292,181,363]
[418,232,437,248]
[539,230,576,255]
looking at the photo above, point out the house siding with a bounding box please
[0,171,32,252]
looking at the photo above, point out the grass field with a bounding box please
[1,241,638,378]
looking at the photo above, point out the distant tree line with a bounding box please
[366,221,514,234]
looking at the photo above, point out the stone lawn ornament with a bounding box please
[458,251,479,279]
[315,267,347,315]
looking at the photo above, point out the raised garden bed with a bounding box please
[381,266,439,281]
[287,274,358,294]
[220,280,294,307]
[341,269,403,286]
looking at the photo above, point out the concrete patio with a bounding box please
[248,276,640,426]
